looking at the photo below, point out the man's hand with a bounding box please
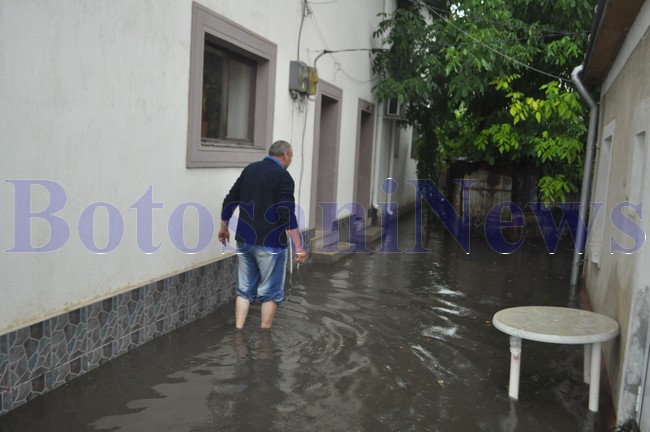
[218,220,230,245]
[287,228,307,264]
[294,250,308,264]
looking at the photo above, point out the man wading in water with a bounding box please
[219,140,307,329]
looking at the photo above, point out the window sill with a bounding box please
[187,144,267,168]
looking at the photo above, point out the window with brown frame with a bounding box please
[187,3,276,168]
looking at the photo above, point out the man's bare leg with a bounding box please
[260,301,278,329]
[235,296,250,329]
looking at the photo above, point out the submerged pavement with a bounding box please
[0,213,614,431]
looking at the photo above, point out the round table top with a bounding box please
[493,306,619,344]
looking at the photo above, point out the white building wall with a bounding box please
[0,0,414,335]
[582,3,650,419]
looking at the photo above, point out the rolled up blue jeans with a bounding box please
[236,243,287,303]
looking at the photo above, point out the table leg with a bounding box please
[588,342,601,412]
[584,344,591,384]
[508,336,522,400]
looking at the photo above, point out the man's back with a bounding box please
[223,157,296,248]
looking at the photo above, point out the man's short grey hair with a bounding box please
[269,140,292,156]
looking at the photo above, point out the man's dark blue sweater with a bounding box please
[221,156,299,249]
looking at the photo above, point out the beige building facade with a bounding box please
[579,0,650,425]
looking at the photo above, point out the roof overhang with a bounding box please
[581,0,646,86]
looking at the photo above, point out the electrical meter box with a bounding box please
[289,61,318,95]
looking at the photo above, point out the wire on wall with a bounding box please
[296,0,310,60]
[298,96,309,212]
[293,0,313,211]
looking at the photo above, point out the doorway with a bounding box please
[354,100,375,220]
[310,80,342,233]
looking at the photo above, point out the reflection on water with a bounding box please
[0,213,609,432]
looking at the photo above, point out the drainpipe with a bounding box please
[371,116,395,217]
[570,64,599,287]
[385,121,396,216]
[371,103,385,213]
[371,0,392,214]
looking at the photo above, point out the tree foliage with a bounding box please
[372,0,594,204]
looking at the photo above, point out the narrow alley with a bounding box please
[0,213,613,431]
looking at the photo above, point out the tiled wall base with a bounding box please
[0,255,238,416]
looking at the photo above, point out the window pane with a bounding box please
[226,59,254,141]
[202,44,224,139]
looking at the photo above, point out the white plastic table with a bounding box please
[492,306,619,412]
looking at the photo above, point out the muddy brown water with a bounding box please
[0,213,610,431]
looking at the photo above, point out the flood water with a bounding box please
[0,213,610,431]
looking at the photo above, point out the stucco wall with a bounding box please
[583,23,650,417]
[0,0,414,335]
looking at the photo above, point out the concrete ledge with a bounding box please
[311,242,355,264]
[310,226,384,265]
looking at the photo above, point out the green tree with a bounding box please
[372,0,594,204]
